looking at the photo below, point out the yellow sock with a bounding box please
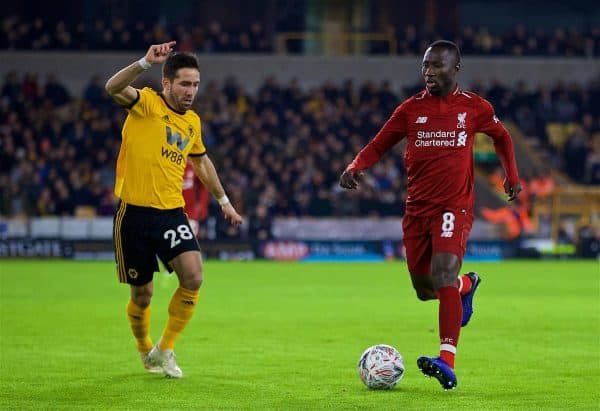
[159,287,199,350]
[126,300,153,354]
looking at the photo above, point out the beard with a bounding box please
[168,90,193,111]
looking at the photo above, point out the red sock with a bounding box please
[437,286,462,369]
[457,274,473,296]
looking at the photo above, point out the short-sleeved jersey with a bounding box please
[115,87,206,209]
[348,86,519,216]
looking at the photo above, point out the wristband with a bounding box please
[138,57,152,70]
[217,195,230,206]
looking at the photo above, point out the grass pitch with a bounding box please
[1,259,598,410]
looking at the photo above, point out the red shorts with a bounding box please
[402,208,473,275]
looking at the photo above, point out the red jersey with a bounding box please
[182,161,209,221]
[348,87,519,216]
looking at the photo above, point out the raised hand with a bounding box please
[144,41,177,65]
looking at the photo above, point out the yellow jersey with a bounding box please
[114,87,206,209]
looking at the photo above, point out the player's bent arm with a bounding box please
[105,41,177,106]
[190,154,227,202]
[104,62,146,107]
[191,154,243,226]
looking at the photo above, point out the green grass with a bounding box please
[1,260,599,410]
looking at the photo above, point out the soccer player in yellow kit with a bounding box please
[105,41,243,378]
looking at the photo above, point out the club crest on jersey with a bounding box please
[457,112,467,129]
[188,125,194,138]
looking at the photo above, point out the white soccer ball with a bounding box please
[358,344,405,389]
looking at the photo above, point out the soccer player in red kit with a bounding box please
[340,40,521,390]
[182,160,209,237]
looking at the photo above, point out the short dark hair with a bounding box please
[162,52,200,80]
[428,40,461,64]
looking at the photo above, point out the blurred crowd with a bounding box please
[0,16,271,53]
[382,24,600,57]
[1,71,599,226]
[2,15,599,57]
[468,77,600,184]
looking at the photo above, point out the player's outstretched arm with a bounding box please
[105,41,176,106]
[190,155,243,226]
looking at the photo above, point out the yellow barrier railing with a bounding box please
[276,32,397,55]
[533,186,600,242]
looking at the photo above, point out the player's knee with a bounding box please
[181,271,203,290]
[131,284,153,308]
[187,275,203,290]
[132,293,152,308]
[431,256,461,287]
[432,269,458,288]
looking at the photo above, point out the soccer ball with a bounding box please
[357,344,405,389]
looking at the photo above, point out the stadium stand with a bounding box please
[1,14,598,56]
